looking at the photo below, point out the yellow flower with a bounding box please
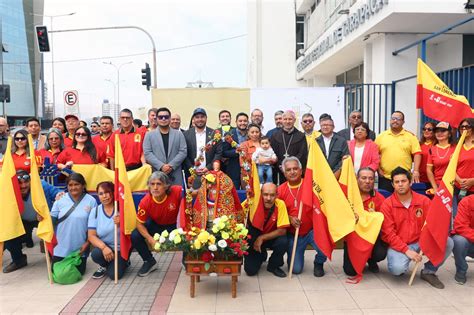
[197,231,210,243]
[221,231,230,240]
[220,215,228,222]
[153,233,160,241]
[208,235,216,244]
[161,230,169,238]
[194,239,202,249]
[217,221,225,230]
[154,242,161,250]
[204,174,216,183]
[173,235,182,244]
[212,226,219,233]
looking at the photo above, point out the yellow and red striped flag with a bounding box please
[419,131,467,265]
[339,157,384,278]
[417,59,474,127]
[0,137,25,242]
[114,134,137,260]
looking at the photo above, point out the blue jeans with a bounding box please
[452,234,474,276]
[287,230,327,274]
[257,164,273,183]
[387,239,454,275]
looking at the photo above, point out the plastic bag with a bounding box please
[52,250,83,284]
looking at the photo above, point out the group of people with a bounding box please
[0,106,473,289]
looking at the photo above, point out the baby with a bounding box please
[252,136,277,183]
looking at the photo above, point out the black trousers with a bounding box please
[378,176,394,193]
[131,219,176,262]
[343,237,388,277]
[91,247,129,280]
[4,220,38,264]
[244,224,288,276]
[52,255,88,275]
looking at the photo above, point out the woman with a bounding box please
[38,128,65,165]
[88,181,129,280]
[57,126,107,170]
[419,121,436,185]
[11,129,33,172]
[239,124,262,165]
[52,117,67,134]
[50,173,97,275]
[426,122,456,193]
[348,122,380,173]
[131,172,182,276]
[455,118,474,201]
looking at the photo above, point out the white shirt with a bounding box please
[354,145,364,173]
[195,129,207,169]
[350,127,354,140]
[322,134,333,158]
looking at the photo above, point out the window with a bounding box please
[296,15,305,59]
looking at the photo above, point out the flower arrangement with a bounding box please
[153,215,250,269]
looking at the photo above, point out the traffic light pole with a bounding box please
[50,26,158,89]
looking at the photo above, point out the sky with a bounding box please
[43,0,247,120]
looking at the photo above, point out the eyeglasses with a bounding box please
[302,120,314,124]
[350,115,362,119]
[320,124,334,127]
[14,137,26,141]
[459,125,472,130]
[75,133,88,137]
[422,128,433,131]
[120,116,132,120]
[157,115,170,120]
[49,137,60,141]
[391,117,403,121]
[17,174,30,181]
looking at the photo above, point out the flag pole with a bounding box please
[289,202,303,280]
[114,199,118,284]
[408,250,423,286]
[43,240,53,284]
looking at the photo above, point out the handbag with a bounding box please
[52,250,83,284]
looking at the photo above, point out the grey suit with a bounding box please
[337,127,376,141]
[316,133,349,173]
[183,127,222,175]
[143,128,187,186]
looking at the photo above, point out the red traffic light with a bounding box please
[35,25,50,52]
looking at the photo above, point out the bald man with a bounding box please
[0,117,8,155]
[170,113,183,132]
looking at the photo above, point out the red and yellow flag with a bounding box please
[417,58,474,127]
[339,157,384,277]
[301,141,355,259]
[419,131,467,266]
[114,134,137,260]
[28,135,54,242]
[0,137,25,242]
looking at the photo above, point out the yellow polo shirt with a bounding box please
[375,129,421,179]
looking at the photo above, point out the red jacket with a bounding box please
[380,190,430,253]
[454,195,474,243]
[363,190,385,212]
[348,139,380,172]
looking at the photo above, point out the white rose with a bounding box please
[217,239,227,248]
[177,228,184,235]
[213,218,220,225]
[208,244,218,252]
[159,236,166,244]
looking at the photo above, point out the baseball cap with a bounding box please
[65,114,79,121]
[192,108,207,118]
[435,121,451,131]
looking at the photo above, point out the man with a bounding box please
[90,121,100,136]
[381,167,453,289]
[64,114,80,147]
[143,107,187,186]
[0,116,8,155]
[26,118,46,150]
[108,109,146,171]
[452,194,474,285]
[300,113,321,148]
[147,108,158,131]
[222,112,248,189]
[316,116,349,179]
[183,108,222,185]
[170,113,183,131]
[278,157,326,277]
[375,111,421,192]
[245,183,289,277]
[266,110,284,139]
[343,167,387,276]
[3,170,63,273]
[218,110,234,133]
[338,110,376,141]
[92,116,114,167]
[270,110,307,184]
[250,108,264,132]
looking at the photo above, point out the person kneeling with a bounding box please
[380,167,453,289]
[244,183,289,278]
[88,182,129,280]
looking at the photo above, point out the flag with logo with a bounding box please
[419,131,467,265]
[301,142,355,259]
[339,157,384,277]
[416,58,474,127]
[114,135,136,260]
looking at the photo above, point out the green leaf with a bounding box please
[204,262,210,271]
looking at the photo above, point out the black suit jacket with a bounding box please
[337,127,376,141]
[316,133,349,173]
[221,128,244,189]
[183,127,222,175]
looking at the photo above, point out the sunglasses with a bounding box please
[351,115,362,119]
[157,115,170,120]
[459,125,472,130]
[422,128,433,131]
[14,137,27,141]
[17,174,30,181]
[75,133,88,137]
[302,120,314,124]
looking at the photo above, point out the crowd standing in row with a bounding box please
[0,108,473,289]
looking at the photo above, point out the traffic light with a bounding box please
[35,26,50,52]
[0,85,11,103]
[141,63,151,91]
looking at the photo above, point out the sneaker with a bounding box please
[313,263,325,277]
[3,256,27,273]
[92,266,107,279]
[138,258,157,277]
[466,256,474,262]
[420,271,444,289]
[367,261,379,273]
[454,272,467,285]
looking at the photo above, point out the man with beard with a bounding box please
[266,110,284,139]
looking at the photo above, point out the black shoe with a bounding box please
[262,250,268,262]
[267,266,286,278]
[455,272,467,285]
[26,239,34,248]
[313,263,325,277]
[420,271,444,289]
[138,258,157,277]
[368,261,379,273]
[3,256,27,273]
[92,266,107,279]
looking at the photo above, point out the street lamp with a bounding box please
[30,12,76,118]
[102,61,132,113]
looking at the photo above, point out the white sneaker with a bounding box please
[466,256,474,263]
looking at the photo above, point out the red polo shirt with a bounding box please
[108,127,145,166]
[453,195,474,243]
[362,190,386,212]
[63,133,74,148]
[456,145,474,192]
[278,182,312,236]
[12,151,32,172]
[57,147,106,165]
[427,144,455,185]
[419,142,432,183]
[38,148,62,165]
[92,134,112,164]
[380,191,430,253]
[137,186,182,225]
